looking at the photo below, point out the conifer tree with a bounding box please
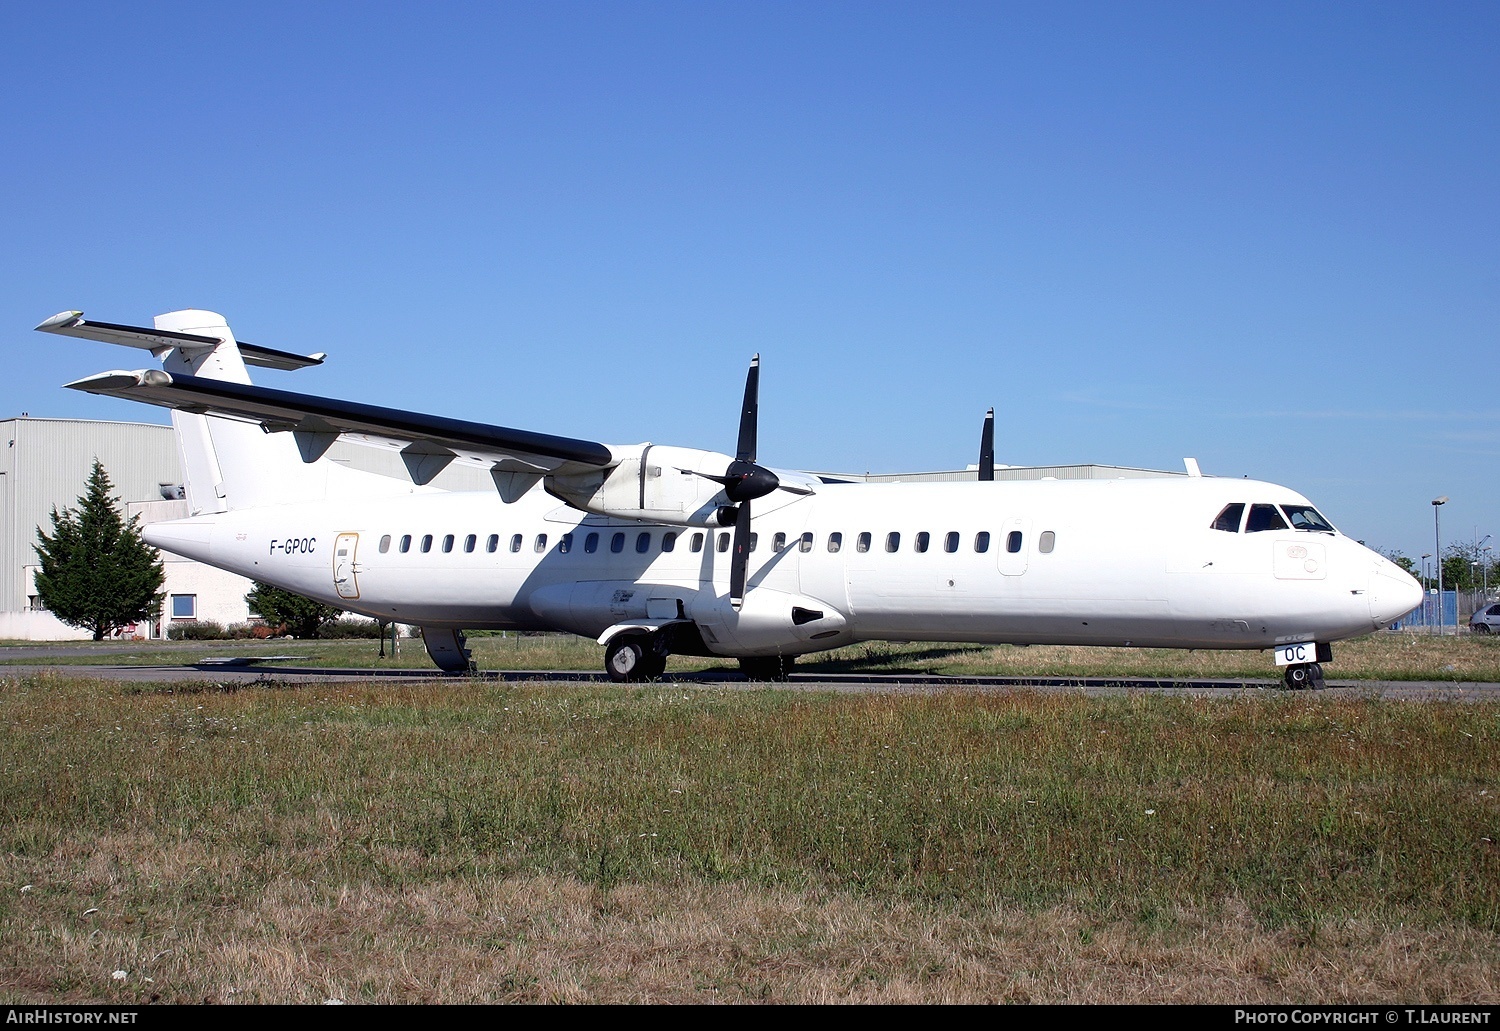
[245,582,342,638]
[34,460,166,640]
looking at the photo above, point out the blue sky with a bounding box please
[2,1,1495,562]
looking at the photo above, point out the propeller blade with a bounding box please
[736,354,760,463]
[979,407,995,481]
[729,502,752,607]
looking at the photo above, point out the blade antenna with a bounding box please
[978,407,995,481]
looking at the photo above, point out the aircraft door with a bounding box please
[333,532,361,600]
[997,517,1029,576]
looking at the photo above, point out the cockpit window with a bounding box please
[1281,505,1335,533]
[1211,503,1245,533]
[1245,503,1288,533]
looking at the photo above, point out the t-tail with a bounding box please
[38,309,412,513]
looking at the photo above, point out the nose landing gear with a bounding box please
[1283,662,1324,690]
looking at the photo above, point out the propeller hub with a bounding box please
[723,460,780,503]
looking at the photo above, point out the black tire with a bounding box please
[739,655,795,682]
[605,636,648,683]
[1283,663,1314,690]
[1474,624,1491,635]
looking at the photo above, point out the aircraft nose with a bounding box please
[1368,566,1424,629]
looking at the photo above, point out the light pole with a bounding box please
[1434,497,1448,634]
[1421,553,1432,628]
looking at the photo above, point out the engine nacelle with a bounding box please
[546,444,734,527]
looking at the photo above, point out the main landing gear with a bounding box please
[605,632,668,683]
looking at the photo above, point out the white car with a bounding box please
[1471,603,1500,635]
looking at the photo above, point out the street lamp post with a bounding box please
[1434,497,1448,634]
[1421,553,1432,629]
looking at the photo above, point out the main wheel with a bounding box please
[1474,624,1491,635]
[739,655,795,682]
[605,635,648,683]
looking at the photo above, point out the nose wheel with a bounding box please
[604,632,668,683]
[1283,662,1324,690]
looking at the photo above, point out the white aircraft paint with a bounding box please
[39,309,1423,685]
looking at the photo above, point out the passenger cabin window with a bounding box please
[915,531,930,553]
[421,534,433,553]
[827,532,843,553]
[856,532,871,553]
[799,532,813,553]
[486,534,499,553]
[690,532,704,553]
[773,532,786,552]
[662,532,677,553]
[1211,503,1245,533]
[944,532,959,553]
[464,534,476,553]
[1006,531,1022,554]
[717,532,730,553]
[379,535,391,554]
[748,533,758,552]
[611,532,626,554]
[534,534,548,552]
[442,534,454,553]
[559,533,573,554]
[1282,505,1335,533]
[400,534,412,553]
[974,531,991,553]
[509,534,523,553]
[1245,504,1288,533]
[636,532,651,554]
[885,532,900,553]
[585,532,599,553]
[1039,530,1056,554]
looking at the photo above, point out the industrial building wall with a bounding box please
[0,418,180,615]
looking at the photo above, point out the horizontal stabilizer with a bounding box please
[36,311,325,370]
[64,368,617,476]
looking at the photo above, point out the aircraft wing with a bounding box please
[65,369,618,479]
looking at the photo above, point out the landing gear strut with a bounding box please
[1283,663,1324,690]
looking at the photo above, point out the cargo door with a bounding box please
[333,532,361,600]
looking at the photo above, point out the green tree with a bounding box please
[246,582,342,638]
[34,460,165,640]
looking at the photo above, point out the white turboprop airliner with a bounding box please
[37,309,1423,688]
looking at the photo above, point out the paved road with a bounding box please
[1,656,1496,700]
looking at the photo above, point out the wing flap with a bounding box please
[65,369,617,476]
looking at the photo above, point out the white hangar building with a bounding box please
[0,415,1181,640]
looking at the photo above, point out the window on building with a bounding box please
[170,594,197,620]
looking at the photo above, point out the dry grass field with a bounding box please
[1,643,1497,1004]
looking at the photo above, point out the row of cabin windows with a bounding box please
[376,529,1058,557]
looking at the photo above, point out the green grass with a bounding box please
[4,630,1499,682]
